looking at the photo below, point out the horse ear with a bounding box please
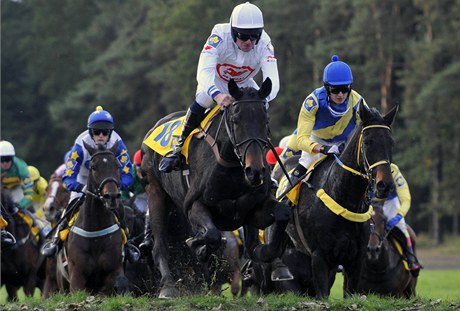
[358,100,371,121]
[383,104,398,126]
[109,141,119,154]
[83,141,96,156]
[228,79,243,99]
[258,78,272,99]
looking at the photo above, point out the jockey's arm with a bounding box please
[297,103,320,154]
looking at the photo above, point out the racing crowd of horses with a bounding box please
[1,79,419,301]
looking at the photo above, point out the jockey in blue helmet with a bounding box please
[289,55,368,185]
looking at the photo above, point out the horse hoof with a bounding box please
[158,285,179,299]
[271,266,294,281]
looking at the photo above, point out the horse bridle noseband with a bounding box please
[222,99,270,168]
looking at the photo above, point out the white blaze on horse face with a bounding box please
[44,180,59,210]
[44,180,60,218]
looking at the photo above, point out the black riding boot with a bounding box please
[41,220,67,257]
[118,218,140,263]
[1,230,16,250]
[406,245,421,271]
[159,106,205,173]
[139,213,153,254]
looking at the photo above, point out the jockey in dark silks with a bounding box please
[41,106,140,263]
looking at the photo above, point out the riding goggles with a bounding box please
[328,85,351,94]
[1,156,13,163]
[235,31,260,42]
[91,129,111,136]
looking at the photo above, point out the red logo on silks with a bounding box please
[216,63,254,82]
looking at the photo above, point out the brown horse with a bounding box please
[56,142,129,294]
[1,191,44,301]
[141,78,291,298]
[356,202,418,297]
[42,172,70,298]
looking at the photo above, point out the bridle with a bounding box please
[222,98,270,168]
[85,150,121,209]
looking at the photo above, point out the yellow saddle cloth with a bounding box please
[143,106,221,162]
[60,212,127,244]
[0,215,8,229]
[17,211,41,242]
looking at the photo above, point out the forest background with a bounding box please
[1,0,459,244]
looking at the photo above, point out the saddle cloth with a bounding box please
[17,211,41,242]
[143,106,221,162]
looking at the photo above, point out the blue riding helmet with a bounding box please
[87,106,114,130]
[323,55,353,86]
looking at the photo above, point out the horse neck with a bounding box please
[325,131,368,209]
[78,196,115,230]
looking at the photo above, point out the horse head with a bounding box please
[356,101,398,200]
[43,174,69,223]
[367,201,388,261]
[226,78,272,187]
[83,141,121,210]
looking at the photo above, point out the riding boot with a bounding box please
[159,104,205,173]
[41,220,67,257]
[406,245,421,271]
[139,213,153,254]
[119,219,140,263]
[1,230,16,250]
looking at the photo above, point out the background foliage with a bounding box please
[1,0,459,242]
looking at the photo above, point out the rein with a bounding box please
[85,150,121,207]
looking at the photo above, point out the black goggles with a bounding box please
[235,31,260,42]
[1,156,13,163]
[91,129,111,136]
[328,85,351,94]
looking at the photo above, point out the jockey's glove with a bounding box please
[386,213,403,231]
[320,144,342,155]
[76,184,87,194]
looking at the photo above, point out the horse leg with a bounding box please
[187,201,221,262]
[5,285,19,302]
[247,201,291,262]
[146,181,178,299]
[311,250,332,298]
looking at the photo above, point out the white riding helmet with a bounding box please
[230,2,264,43]
[0,140,15,157]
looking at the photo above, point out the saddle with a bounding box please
[143,106,221,163]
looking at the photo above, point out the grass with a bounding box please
[2,235,460,310]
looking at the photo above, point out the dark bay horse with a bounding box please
[285,102,398,298]
[141,78,291,298]
[42,172,70,298]
[58,142,129,294]
[1,191,44,301]
[356,202,417,298]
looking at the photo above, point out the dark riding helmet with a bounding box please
[230,2,264,45]
[87,105,114,130]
